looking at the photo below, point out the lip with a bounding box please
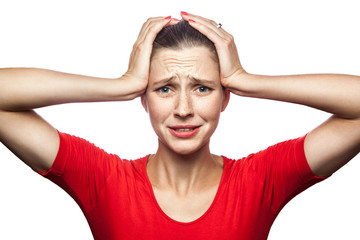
[169,125,201,138]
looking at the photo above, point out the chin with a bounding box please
[165,140,209,156]
[172,148,199,156]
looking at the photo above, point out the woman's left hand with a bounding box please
[181,12,247,91]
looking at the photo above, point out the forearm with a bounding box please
[0,68,144,111]
[228,73,360,119]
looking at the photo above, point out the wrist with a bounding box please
[222,70,255,96]
[110,74,147,101]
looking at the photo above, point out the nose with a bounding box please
[174,91,194,119]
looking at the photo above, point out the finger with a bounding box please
[129,16,174,70]
[135,17,160,43]
[182,13,221,39]
[182,13,235,50]
[187,18,226,49]
[135,17,169,47]
[180,12,243,80]
[135,16,181,53]
[181,12,218,28]
[140,17,172,47]
[168,18,181,26]
[181,12,231,39]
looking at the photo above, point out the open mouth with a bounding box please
[169,125,201,138]
[172,127,198,132]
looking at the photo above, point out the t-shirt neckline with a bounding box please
[142,154,229,225]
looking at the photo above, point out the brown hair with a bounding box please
[152,20,218,61]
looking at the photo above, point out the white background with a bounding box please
[0,0,359,239]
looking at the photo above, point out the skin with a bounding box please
[180,12,360,178]
[144,47,228,156]
[142,47,229,222]
[0,12,359,225]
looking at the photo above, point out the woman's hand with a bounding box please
[180,12,248,93]
[183,12,360,178]
[121,16,179,98]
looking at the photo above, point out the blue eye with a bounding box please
[196,86,211,93]
[157,87,172,94]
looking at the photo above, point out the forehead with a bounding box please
[149,47,219,83]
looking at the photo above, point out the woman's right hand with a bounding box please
[120,16,179,99]
[0,16,178,174]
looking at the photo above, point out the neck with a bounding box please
[147,141,223,196]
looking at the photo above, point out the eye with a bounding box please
[195,86,212,93]
[156,86,172,94]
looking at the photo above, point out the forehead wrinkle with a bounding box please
[150,47,220,85]
[163,56,200,71]
[151,66,219,87]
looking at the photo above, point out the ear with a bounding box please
[221,89,230,112]
[141,95,149,113]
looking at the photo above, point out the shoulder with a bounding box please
[222,135,309,175]
[46,131,149,177]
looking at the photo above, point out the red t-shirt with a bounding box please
[38,132,327,240]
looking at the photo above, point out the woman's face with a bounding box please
[142,46,229,155]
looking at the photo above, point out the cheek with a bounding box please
[146,95,173,123]
[145,91,224,125]
[195,94,224,120]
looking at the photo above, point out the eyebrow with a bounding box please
[191,77,217,86]
[152,76,175,86]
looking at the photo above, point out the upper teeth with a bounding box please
[175,128,195,132]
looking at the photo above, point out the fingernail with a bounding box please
[188,19,196,23]
[173,18,181,22]
[181,11,188,16]
[164,16,171,20]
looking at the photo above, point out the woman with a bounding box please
[0,12,359,239]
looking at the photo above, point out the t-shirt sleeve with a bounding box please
[248,135,329,213]
[36,131,121,213]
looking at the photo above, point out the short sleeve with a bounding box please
[36,131,121,212]
[249,135,329,213]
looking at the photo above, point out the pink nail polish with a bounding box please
[164,16,171,20]
[173,18,181,22]
[188,19,196,23]
[181,11,189,16]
